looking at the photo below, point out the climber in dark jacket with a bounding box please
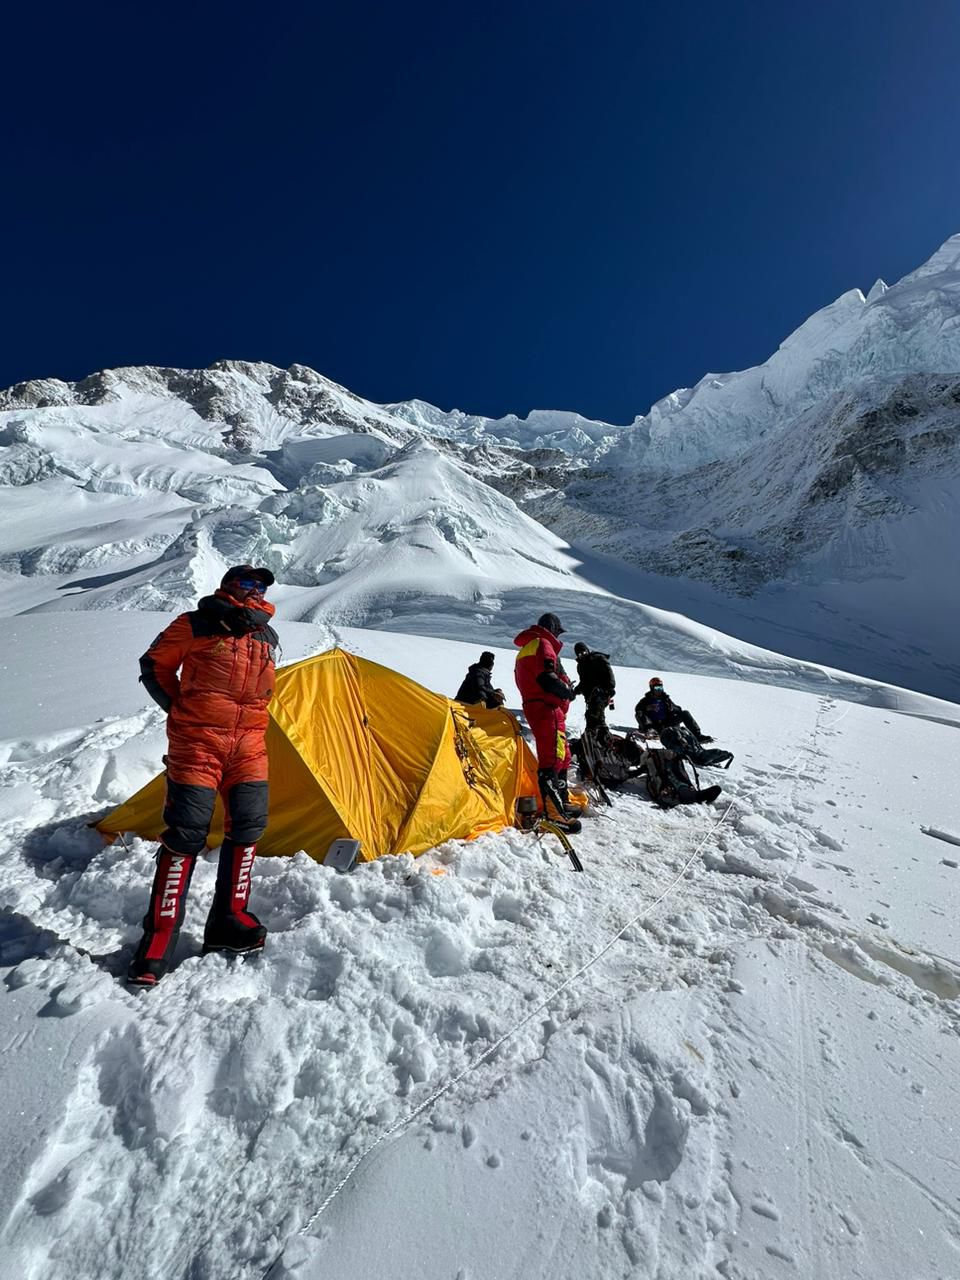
[573,643,616,742]
[455,651,505,709]
[635,677,733,768]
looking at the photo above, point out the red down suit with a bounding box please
[139,590,279,855]
[513,624,574,770]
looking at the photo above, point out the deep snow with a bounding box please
[1,616,958,1280]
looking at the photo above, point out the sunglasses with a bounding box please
[232,577,267,593]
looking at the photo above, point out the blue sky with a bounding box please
[4,0,959,421]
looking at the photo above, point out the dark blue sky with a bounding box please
[4,1,959,422]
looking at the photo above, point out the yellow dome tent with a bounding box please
[97,647,540,862]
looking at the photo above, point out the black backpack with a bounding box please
[640,741,701,808]
[571,728,643,789]
[578,651,615,695]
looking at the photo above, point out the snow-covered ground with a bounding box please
[2,614,958,1280]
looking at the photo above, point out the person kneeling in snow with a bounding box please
[455,651,505,709]
[635,676,733,769]
[127,565,279,987]
[514,612,579,819]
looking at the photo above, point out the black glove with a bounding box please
[698,734,714,744]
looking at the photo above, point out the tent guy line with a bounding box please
[258,705,850,1277]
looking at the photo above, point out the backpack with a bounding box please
[571,728,643,789]
[578,651,615,695]
[659,723,734,770]
[640,740,700,808]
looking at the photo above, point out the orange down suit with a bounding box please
[139,591,279,855]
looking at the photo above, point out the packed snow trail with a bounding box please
[279,804,739,1253]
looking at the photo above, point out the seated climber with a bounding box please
[455,651,505,709]
[635,676,733,769]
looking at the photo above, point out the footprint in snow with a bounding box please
[424,930,469,978]
[812,829,844,853]
[750,1197,781,1221]
[30,1161,81,1216]
[785,875,819,894]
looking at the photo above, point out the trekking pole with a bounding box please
[579,731,614,806]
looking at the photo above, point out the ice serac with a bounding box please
[385,398,626,453]
[603,232,960,472]
[894,230,960,283]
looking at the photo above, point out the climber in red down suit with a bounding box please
[513,612,579,819]
[126,565,279,987]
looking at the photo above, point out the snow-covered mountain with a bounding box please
[608,234,960,471]
[523,370,960,697]
[389,235,960,471]
[3,352,957,711]
[2,242,960,1280]
[385,398,625,453]
[1,234,958,702]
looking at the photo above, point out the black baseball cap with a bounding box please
[221,564,275,589]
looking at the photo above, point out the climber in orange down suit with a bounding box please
[127,565,279,987]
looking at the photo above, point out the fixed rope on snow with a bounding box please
[261,701,852,1277]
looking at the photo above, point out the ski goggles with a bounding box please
[232,577,268,594]
[649,681,664,691]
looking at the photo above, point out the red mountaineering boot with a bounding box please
[202,839,268,955]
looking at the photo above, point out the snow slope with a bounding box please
[526,372,960,698]
[1,616,958,1280]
